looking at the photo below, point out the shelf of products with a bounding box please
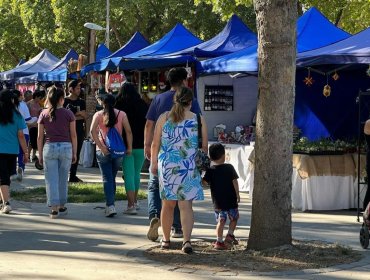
[204,85,234,111]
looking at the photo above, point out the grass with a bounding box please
[10,182,147,203]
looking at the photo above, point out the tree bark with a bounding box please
[247,0,297,250]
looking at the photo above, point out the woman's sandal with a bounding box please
[182,240,193,254]
[160,239,170,250]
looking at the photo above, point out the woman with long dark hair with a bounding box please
[90,94,133,217]
[115,83,148,214]
[0,89,28,214]
[151,87,207,253]
[37,87,77,219]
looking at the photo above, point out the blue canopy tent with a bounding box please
[108,32,149,58]
[295,28,370,140]
[297,27,370,66]
[0,49,60,81]
[82,24,203,74]
[95,44,111,62]
[80,32,150,76]
[15,49,79,83]
[126,23,202,58]
[170,14,257,58]
[16,59,26,67]
[198,7,351,75]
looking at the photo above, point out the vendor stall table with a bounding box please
[248,152,366,211]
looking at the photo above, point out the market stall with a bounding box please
[247,149,366,211]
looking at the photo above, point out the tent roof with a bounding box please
[297,27,370,66]
[96,44,112,61]
[108,32,149,58]
[80,32,150,75]
[15,49,79,83]
[297,7,350,52]
[127,23,202,58]
[199,7,352,75]
[0,49,60,81]
[172,14,257,58]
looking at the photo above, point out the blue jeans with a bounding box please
[96,150,122,206]
[43,142,72,206]
[148,171,182,229]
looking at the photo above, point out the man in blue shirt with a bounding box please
[144,67,201,241]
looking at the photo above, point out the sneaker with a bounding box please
[105,205,117,217]
[123,206,137,215]
[147,217,160,241]
[2,202,12,214]
[58,207,68,216]
[10,174,18,181]
[213,241,227,250]
[134,202,140,210]
[69,176,83,183]
[50,210,58,219]
[225,233,239,245]
[17,167,24,182]
[171,228,183,238]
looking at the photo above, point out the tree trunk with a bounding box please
[247,0,297,250]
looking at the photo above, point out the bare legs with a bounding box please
[0,185,10,202]
[161,200,176,242]
[178,200,194,243]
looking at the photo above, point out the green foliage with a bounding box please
[0,0,34,70]
[293,137,357,154]
[300,0,370,34]
[0,0,368,71]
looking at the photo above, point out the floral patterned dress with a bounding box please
[158,115,204,201]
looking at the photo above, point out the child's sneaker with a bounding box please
[105,205,117,217]
[225,233,239,245]
[213,241,227,250]
[134,202,140,210]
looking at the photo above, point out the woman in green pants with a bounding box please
[115,83,148,214]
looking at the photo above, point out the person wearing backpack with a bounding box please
[90,93,133,217]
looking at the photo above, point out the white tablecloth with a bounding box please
[247,152,366,211]
[208,142,254,192]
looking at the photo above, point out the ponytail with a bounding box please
[168,87,193,123]
[102,94,117,127]
[47,86,65,121]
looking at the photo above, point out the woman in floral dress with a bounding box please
[151,87,208,253]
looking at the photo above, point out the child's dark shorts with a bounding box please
[214,208,239,222]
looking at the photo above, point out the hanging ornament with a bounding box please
[367,65,370,77]
[323,75,331,97]
[323,85,331,97]
[332,71,339,81]
[303,68,314,86]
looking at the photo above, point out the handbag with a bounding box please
[195,114,210,171]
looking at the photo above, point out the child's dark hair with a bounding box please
[209,143,225,161]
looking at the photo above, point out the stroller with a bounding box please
[360,202,370,249]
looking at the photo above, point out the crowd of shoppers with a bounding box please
[0,67,242,253]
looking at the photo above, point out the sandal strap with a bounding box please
[182,240,191,246]
[161,239,170,244]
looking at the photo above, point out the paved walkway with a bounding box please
[1,163,370,280]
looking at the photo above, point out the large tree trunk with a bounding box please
[247,0,297,250]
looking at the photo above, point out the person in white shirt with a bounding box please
[11,90,37,181]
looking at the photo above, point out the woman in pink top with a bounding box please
[90,94,133,217]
